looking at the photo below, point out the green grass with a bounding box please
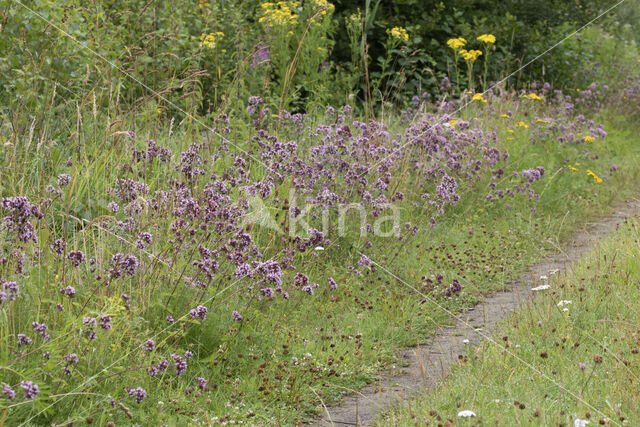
[378,217,640,426]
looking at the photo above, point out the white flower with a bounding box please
[574,419,589,427]
[532,284,550,291]
[540,275,548,281]
[563,308,569,312]
[458,410,476,417]
[557,300,572,307]
[463,339,470,344]
[315,246,325,251]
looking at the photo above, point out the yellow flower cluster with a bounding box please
[522,93,544,101]
[583,135,595,142]
[518,121,529,129]
[477,34,496,44]
[388,26,409,42]
[348,11,361,24]
[535,118,551,124]
[447,37,467,49]
[472,93,487,103]
[200,32,224,48]
[459,49,482,62]
[586,169,603,183]
[259,1,299,26]
[311,0,335,14]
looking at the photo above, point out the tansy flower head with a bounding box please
[477,34,496,44]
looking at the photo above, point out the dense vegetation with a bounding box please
[1,0,640,425]
[2,0,639,116]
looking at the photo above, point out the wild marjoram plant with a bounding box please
[2,68,640,423]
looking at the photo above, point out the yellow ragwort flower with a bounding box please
[200,32,224,48]
[446,37,467,50]
[586,169,603,183]
[518,121,529,129]
[460,49,482,62]
[448,119,459,127]
[583,135,595,142]
[477,34,496,44]
[568,165,578,171]
[388,26,409,42]
[472,93,487,103]
[522,93,544,101]
[260,1,299,27]
[500,114,510,118]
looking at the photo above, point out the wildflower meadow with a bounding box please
[1,0,640,425]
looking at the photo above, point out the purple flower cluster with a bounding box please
[147,359,169,377]
[58,174,71,187]
[60,285,76,297]
[67,250,85,267]
[83,316,98,340]
[171,353,188,376]
[20,381,39,400]
[107,253,139,280]
[251,44,270,69]
[445,279,462,297]
[195,376,208,390]
[2,385,15,400]
[1,197,43,243]
[127,386,147,403]
[32,321,50,341]
[99,314,112,330]
[1,280,18,302]
[189,305,208,321]
[17,334,32,346]
[108,178,148,203]
[51,238,67,256]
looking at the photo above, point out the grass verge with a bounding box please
[378,216,640,426]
